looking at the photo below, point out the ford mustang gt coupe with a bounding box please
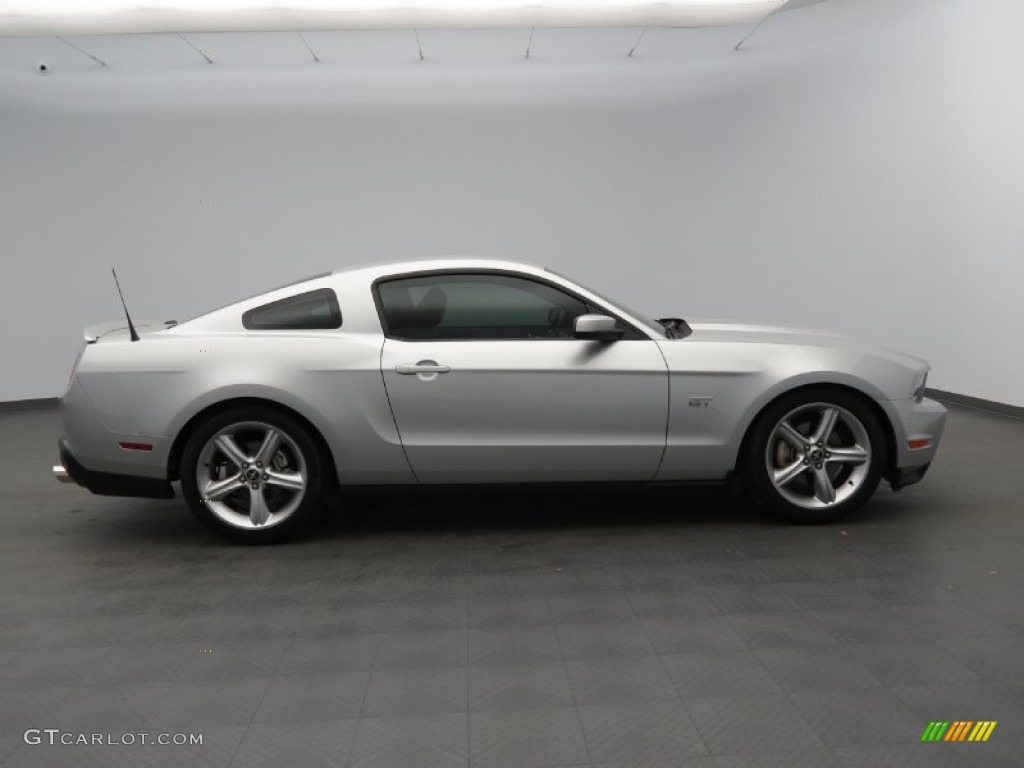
[54,259,946,543]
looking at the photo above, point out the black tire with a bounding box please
[743,387,887,524]
[180,406,329,543]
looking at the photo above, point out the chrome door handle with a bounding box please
[396,361,451,375]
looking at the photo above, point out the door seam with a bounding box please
[378,338,421,484]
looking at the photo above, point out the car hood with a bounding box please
[686,321,929,369]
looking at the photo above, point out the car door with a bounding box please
[376,271,669,483]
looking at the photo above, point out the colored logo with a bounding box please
[921,721,996,742]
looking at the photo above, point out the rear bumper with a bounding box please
[56,439,175,499]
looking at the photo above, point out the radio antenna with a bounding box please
[111,268,140,342]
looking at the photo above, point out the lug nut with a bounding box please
[262,473,269,480]
[256,461,262,468]
[251,483,259,490]
[825,451,831,458]
[241,462,248,468]
[803,458,810,465]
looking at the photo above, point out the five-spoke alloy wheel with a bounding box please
[181,407,328,543]
[745,388,886,524]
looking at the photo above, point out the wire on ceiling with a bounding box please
[627,26,648,57]
[413,28,425,60]
[296,31,320,62]
[56,36,107,67]
[176,32,213,63]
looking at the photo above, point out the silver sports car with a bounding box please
[54,259,946,543]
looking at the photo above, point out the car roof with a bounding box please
[332,258,547,280]
[169,258,553,332]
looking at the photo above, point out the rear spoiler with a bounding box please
[84,319,178,343]
[84,321,129,344]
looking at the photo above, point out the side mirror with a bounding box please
[573,314,624,341]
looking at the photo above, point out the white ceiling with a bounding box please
[0,0,848,112]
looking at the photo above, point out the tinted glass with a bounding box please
[378,274,590,340]
[242,288,341,330]
[544,267,665,338]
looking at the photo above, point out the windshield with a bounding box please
[545,268,667,338]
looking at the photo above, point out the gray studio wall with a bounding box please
[1,0,1021,406]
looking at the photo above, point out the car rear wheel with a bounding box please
[745,388,886,524]
[180,407,328,543]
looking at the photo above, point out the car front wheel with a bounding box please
[745,388,886,524]
[180,407,328,543]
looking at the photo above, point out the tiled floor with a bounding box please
[0,403,1022,767]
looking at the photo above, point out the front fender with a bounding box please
[655,339,916,481]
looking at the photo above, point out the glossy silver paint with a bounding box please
[55,259,945,494]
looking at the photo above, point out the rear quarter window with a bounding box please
[242,288,342,330]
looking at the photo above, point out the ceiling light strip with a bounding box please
[0,2,789,36]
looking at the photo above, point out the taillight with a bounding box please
[67,345,86,388]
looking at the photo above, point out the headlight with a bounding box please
[912,369,928,402]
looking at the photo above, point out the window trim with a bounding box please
[371,269,649,342]
[241,287,342,331]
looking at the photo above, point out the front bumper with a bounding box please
[884,396,946,490]
[55,439,175,499]
[890,462,931,490]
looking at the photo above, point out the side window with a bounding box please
[378,274,591,340]
[242,288,342,330]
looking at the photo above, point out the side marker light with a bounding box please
[119,442,154,451]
